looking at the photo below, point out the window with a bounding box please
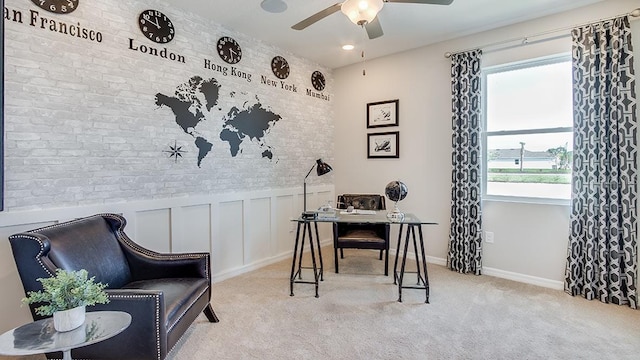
[483,55,573,203]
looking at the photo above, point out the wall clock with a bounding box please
[31,0,79,14]
[311,71,326,91]
[138,9,175,44]
[271,56,290,80]
[217,37,242,64]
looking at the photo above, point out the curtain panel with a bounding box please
[448,50,483,275]
[565,16,637,308]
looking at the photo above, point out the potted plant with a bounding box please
[22,269,109,332]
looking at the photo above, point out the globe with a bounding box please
[385,181,408,203]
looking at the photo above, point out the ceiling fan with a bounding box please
[292,0,454,39]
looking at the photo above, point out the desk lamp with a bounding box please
[302,159,332,219]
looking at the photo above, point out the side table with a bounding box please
[0,311,131,360]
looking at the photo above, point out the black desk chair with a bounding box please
[333,194,390,276]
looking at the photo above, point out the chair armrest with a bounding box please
[73,289,168,360]
[119,238,211,281]
[101,213,211,281]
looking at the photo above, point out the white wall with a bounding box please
[334,0,640,288]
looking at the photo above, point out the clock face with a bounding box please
[271,56,290,80]
[311,71,326,91]
[31,0,79,14]
[217,37,242,64]
[138,9,175,44]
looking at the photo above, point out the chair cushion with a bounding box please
[338,229,385,243]
[122,278,209,330]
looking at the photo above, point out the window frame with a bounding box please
[481,54,573,206]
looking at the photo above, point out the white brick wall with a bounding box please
[3,0,335,211]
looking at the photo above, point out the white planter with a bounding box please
[53,305,86,332]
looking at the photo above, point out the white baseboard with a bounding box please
[213,244,564,292]
[482,266,564,290]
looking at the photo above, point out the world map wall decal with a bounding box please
[155,76,282,167]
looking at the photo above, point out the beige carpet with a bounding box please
[3,248,640,360]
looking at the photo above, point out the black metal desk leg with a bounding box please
[397,224,411,302]
[418,225,429,303]
[306,222,320,298]
[290,222,303,296]
[313,222,324,281]
[297,223,308,280]
[410,225,421,285]
[393,224,404,285]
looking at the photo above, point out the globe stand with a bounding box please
[387,202,405,222]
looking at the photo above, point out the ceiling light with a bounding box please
[260,0,287,13]
[342,44,355,50]
[341,0,384,26]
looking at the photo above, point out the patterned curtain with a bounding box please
[565,17,637,309]
[448,50,483,275]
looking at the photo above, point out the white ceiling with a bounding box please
[169,0,604,69]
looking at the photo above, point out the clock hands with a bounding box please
[143,14,161,29]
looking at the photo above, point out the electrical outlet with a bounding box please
[484,231,494,243]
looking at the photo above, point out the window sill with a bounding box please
[482,195,570,207]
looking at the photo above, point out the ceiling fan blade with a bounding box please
[365,17,384,39]
[291,3,343,30]
[384,0,454,5]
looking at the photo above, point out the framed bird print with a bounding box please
[367,99,399,128]
[367,131,399,159]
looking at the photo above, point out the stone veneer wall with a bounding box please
[2,0,334,211]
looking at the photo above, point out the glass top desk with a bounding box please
[290,212,437,303]
[0,311,131,360]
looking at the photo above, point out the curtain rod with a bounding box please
[444,7,640,58]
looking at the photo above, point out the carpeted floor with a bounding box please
[3,247,640,359]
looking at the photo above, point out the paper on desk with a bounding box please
[339,210,376,215]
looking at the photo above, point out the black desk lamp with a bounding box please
[302,159,332,219]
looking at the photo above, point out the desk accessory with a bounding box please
[385,180,408,221]
[302,159,332,219]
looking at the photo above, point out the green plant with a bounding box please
[22,269,109,316]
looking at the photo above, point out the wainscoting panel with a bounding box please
[175,204,212,253]
[246,197,272,265]
[275,195,295,256]
[214,200,246,276]
[135,209,171,253]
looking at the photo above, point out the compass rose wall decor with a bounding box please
[163,141,186,163]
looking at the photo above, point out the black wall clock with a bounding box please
[31,0,79,14]
[217,37,242,64]
[138,9,175,44]
[271,56,290,79]
[311,71,326,91]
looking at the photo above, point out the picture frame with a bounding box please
[367,131,399,159]
[367,99,399,128]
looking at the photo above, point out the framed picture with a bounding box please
[367,99,399,128]
[367,131,399,159]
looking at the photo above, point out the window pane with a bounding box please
[487,132,572,200]
[486,61,572,132]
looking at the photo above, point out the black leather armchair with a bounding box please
[9,213,219,360]
[333,194,390,275]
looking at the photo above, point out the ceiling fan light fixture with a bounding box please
[341,0,384,26]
